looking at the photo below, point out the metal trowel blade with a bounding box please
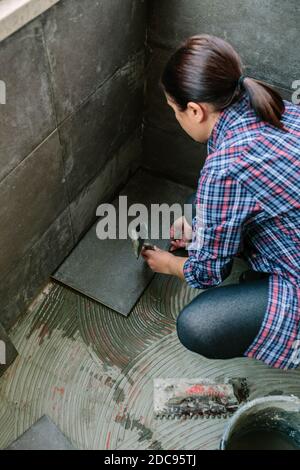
[130,222,150,259]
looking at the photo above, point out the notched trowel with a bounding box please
[154,378,249,419]
[130,222,156,259]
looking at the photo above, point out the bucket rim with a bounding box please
[219,394,300,450]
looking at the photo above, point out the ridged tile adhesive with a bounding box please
[0,261,299,449]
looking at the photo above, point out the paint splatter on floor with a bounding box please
[0,258,299,449]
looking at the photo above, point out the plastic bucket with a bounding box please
[220,395,300,450]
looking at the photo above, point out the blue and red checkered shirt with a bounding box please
[183,91,300,369]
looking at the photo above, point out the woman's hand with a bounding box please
[141,246,188,280]
[170,216,193,252]
[141,246,173,274]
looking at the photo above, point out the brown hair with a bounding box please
[161,34,285,130]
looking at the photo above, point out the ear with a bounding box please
[186,101,205,122]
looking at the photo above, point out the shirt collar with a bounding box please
[207,91,250,152]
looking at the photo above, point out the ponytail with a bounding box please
[161,34,286,131]
[242,77,286,130]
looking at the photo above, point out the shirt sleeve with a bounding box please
[183,170,260,289]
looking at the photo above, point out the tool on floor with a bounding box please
[154,378,249,419]
[130,222,156,259]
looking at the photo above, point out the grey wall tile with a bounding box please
[70,131,142,242]
[0,131,69,280]
[0,19,56,181]
[144,46,204,186]
[43,0,147,123]
[0,0,148,332]
[148,0,299,89]
[276,86,296,102]
[145,47,182,134]
[143,125,205,188]
[0,207,73,330]
[59,52,144,202]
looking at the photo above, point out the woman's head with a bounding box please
[161,34,285,142]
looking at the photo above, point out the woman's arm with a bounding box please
[143,172,260,289]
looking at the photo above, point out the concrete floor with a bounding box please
[0,257,300,450]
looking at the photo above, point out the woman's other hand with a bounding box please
[170,216,193,251]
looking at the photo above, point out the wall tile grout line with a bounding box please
[54,49,146,129]
[0,127,58,184]
[40,14,75,244]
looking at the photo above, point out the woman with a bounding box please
[142,34,300,370]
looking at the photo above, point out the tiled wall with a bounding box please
[144,0,299,187]
[1,0,298,331]
[0,0,146,329]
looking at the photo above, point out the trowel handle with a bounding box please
[143,243,156,251]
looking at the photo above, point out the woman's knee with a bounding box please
[176,306,193,349]
[176,301,219,359]
[176,281,268,360]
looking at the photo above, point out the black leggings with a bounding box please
[177,277,270,359]
[177,193,271,359]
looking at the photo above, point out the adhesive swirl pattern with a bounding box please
[0,266,299,449]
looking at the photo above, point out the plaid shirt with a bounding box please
[183,91,300,369]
